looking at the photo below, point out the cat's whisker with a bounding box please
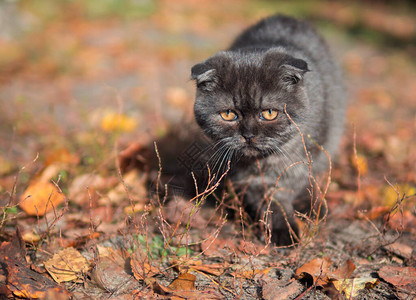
[207,139,233,176]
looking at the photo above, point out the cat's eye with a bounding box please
[220,110,237,121]
[260,109,278,121]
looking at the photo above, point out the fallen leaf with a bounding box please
[44,247,89,283]
[130,252,159,280]
[66,232,100,248]
[45,148,80,166]
[359,206,390,220]
[234,267,272,279]
[149,277,219,299]
[262,279,303,300]
[171,258,229,276]
[0,230,70,298]
[382,184,416,207]
[21,231,41,243]
[191,263,229,277]
[168,272,196,291]
[38,164,63,183]
[332,277,379,299]
[351,154,368,176]
[329,259,356,279]
[171,258,202,274]
[147,278,173,295]
[19,181,65,216]
[91,255,138,294]
[101,112,137,132]
[295,257,356,286]
[295,257,333,286]
[100,170,147,205]
[124,203,146,215]
[68,173,117,206]
[383,242,413,260]
[378,265,416,287]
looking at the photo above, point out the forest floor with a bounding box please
[0,0,415,299]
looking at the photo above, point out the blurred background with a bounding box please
[0,0,415,204]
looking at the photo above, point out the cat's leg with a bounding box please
[293,182,328,219]
[269,190,299,246]
[241,185,299,246]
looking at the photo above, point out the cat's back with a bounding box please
[229,15,330,62]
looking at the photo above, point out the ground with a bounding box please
[0,0,415,299]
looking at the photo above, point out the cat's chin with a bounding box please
[240,145,265,158]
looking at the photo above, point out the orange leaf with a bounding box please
[168,273,196,291]
[44,247,89,283]
[45,148,80,166]
[295,257,356,287]
[101,112,137,132]
[131,252,159,280]
[295,257,333,286]
[351,154,368,175]
[234,267,272,279]
[19,181,65,216]
[191,263,229,276]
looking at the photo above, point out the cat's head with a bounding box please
[191,50,310,159]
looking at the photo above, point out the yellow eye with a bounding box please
[261,109,278,121]
[220,110,237,121]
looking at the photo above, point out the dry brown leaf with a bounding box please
[191,263,229,276]
[45,148,80,166]
[295,257,333,286]
[262,279,303,300]
[378,265,416,287]
[234,267,272,279]
[168,272,196,291]
[68,173,118,206]
[147,277,173,295]
[359,206,390,220]
[383,242,413,260]
[91,255,136,293]
[19,181,65,216]
[131,252,159,280]
[44,247,89,283]
[172,258,228,276]
[66,232,100,248]
[329,259,356,279]
[171,258,202,274]
[295,257,356,286]
[101,170,147,205]
[1,231,70,298]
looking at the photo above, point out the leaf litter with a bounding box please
[0,0,416,299]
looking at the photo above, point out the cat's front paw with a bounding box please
[270,215,299,246]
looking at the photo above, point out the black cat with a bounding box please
[191,15,346,245]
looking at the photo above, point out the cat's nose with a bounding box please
[242,133,255,143]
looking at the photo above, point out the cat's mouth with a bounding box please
[240,144,262,157]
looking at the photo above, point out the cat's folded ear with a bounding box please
[280,57,309,86]
[191,63,217,91]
